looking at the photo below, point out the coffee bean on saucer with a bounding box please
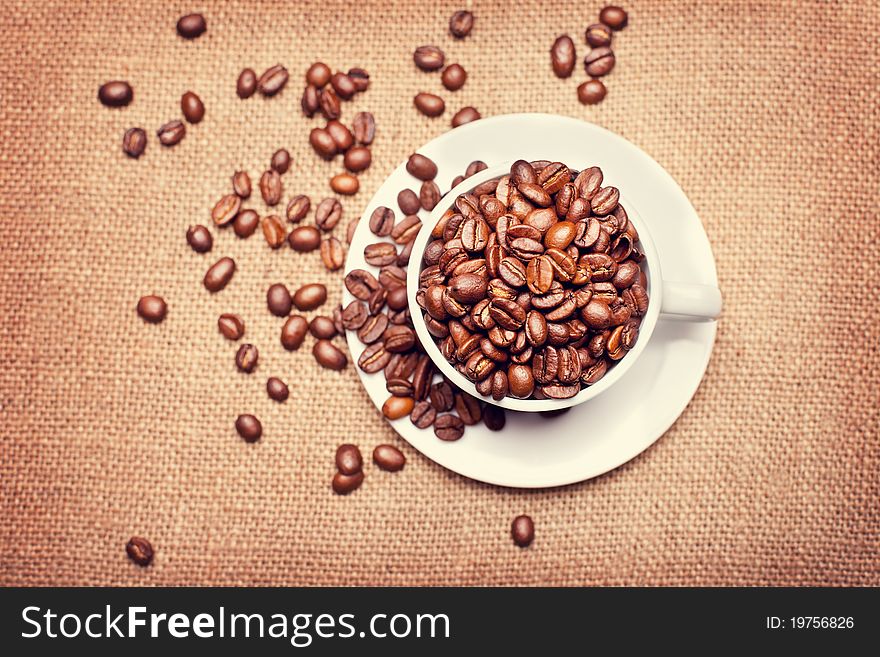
[413,45,445,71]
[382,395,414,420]
[218,313,244,340]
[550,35,576,78]
[369,206,395,237]
[122,128,146,158]
[181,91,204,123]
[335,444,363,475]
[136,295,166,323]
[397,189,421,215]
[177,13,206,39]
[414,92,445,117]
[578,79,607,105]
[406,153,438,181]
[483,405,506,431]
[237,69,257,98]
[599,5,628,30]
[126,537,154,566]
[235,344,258,373]
[235,414,262,442]
[434,414,464,441]
[332,471,364,494]
[267,283,292,316]
[98,81,133,107]
[451,107,481,128]
[267,377,289,402]
[281,315,308,350]
[186,225,212,252]
[511,514,535,547]
[449,10,474,38]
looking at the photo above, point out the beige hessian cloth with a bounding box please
[0,0,877,586]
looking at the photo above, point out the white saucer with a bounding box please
[343,113,718,488]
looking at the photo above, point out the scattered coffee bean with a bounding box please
[406,153,438,181]
[332,471,363,494]
[286,195,310,223]
[122,128,146,158]
[313,339,347,370]
[258,64,289,96]
[397,189,421,215]
[344,146,372,172]
[335,444,363,475]
[232,171,252,199]
[271,148,291,173]
[267,283,292,317]
[237,68,257,98]
[373,444,406,471]
[451,106,481,127]
[310,127,337,160]
[157,120,185,146]
[348,67,370,91]
[136,295,167,323]
[301,85,319,116]
[483,404,506,431]
[126,537,154,566]
[319,88,341,120]
[346,218,359,244]
[578,79,607,105]
[212,194,241,226]
[511,515,534,547]
[98,81,133,107]
[306,62,332,87]
[368,206,394,237]
[584,47,615,77]
[233,209,259,238]
[320,237,345,271]
[309,315,338,339]
[420,180,441,211]
[176,13,206,39]
[449,10,474,38]
[218,313,244,340]
[235,343,258,373]
[330,172,359,196]
[186,224,212,253]
[267,377,289,402]
[586,23,613,47]
[330,72,356,99]
[203,257,235,292]
[261,215,286,248]
[293,283,327,311]
[382,395,415,420]
[288,225,321,252]
[180,91,204,123]
[413,45,445,71]
[326,120,354,151]
[235,414,262,442]
[345,269,380,300]
[434,414,464,441]
[316,197,343,231]
[391,215,421,244]
[414,92,445,117]
[281,315,308,350]
[352,112,376,145]
[551,35,576,78]
[441,64,467,91]
[260,169,283,206]
[599,5,628,30]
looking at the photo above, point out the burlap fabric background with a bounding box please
[0,0,877,587]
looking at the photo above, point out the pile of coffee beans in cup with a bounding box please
[417,159,648,401]
[550,5,628,105]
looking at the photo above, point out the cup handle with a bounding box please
[660,281,722,320]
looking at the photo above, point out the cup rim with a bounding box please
[407,161,664,412]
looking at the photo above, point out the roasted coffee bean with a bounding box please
[612,260,640,289]
[586,22,613,47]
[313,339,347,370]
[344,146,372,173]
[621,319,639,349]
[261,215,286,248]
[574,218,601,249]
[526,256,554,294]
[310,127,337,159]
[358,341,391,373]
[181,91,204,123]
[418,180,441,211]
[98,81,133,107]
[136,295,166,323]
[336,444,363,475]
[369,206,395,236]
[449,10,474,38]
[391,215,422,244]
[326,120,354,151]
[406,153,438,181]
[126,536,154,566]
[460,217,490,252]
[479,405,503,431]
[489,369,509,401]
[544,221,577,250]
[218,313,244,340]
[464,351,496,381]
[509,237,544,261]
[342,300,369,330]
[319,87,341,119]
[258,64,289,96]
[413,45,445,71]
[411,356,434,401]
[591,185,619,215]
[346,218,359,244]
[574,166,603,199]
[542,382,581,399]
[204,257,235,292]
[288,225,321,252]
[386,286,408,312]
[345,269,380,300]
[230,171,252,200]
[367,287,387,316]
[122,127,146,158]
[157,120,185,146]
[479,337,507,363]
[583,253,618,281]
[235,343,258,373]
[452,106,481,128]
[385,352,418,380]
[306,62,332,87]
[330,172,359,195]
[394,190,420,218]
[270,148,291,174]
[448,273,487,305]
[259,170,283,206]
[383,325,416,353]
[582,358,608,385]
[550,35,576,78]
[301,84,320,116]
[177,13,206,38]
[507,363,535,398]
[545,248,576,282]
[387,377,415,397]
[408,400,435,429]
[357,313,388,344]
[557,345,582,383]
[237,68,257,98]
[332,471,364,494]
[235,414,262,442]
[330,72,356,99]
[267,377,289,402]
[626,283,649,314]
[281,315,307,350]
[286,195,310,223]
[383,395,415,420]
[364,242,397,267]
[414,92,445,117]
[373,444,406,471]
[499,256,527,288]
[348,67,370,92]
[428,381,454,412]
[267,283,292,316]
[600,5,628,30]
[584,47,616,77]
[320,237,345,271]
[186,225,212,253]
[582,300,612,329]
[434,414,464,441]
[293,283,327,311]
[211,194,241,226]
[578,78,607,105]
[352,111,376,145]
[315,197,343,231]
[441,63,467,91]
[525,310,548,347]
[455,393,482,425]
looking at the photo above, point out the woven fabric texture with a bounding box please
[1,0,878,586]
